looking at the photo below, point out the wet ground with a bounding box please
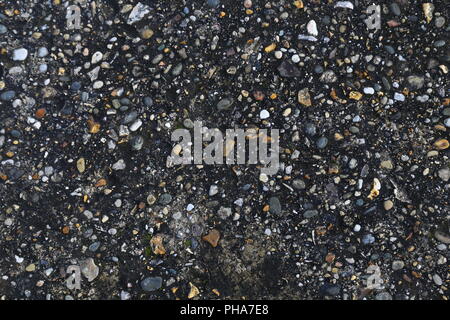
[0,0,449,300]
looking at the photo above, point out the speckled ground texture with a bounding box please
[0,0,449,300]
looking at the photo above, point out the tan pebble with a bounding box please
[141,29,154,39]
[283,108,292,117]
[77,158,85,173]
[422,3,434,23]
[380,160,394,170]
[433,139,449,150]
[298,88,312,106]
[188,282,200,299]
[264,43,276,53]
[384,200,394,211]
[202,229,220,247]
[25,264,36,272]
[349,91,363,100]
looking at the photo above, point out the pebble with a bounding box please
[12,48,28,61]
[334,1,354,9]
[384,200,394,211]
[433,139,449,150]
[37,47,49,57]
[0,90,16,101]
[394,93,405,101]
[89,242,101,252]
[259,173,269,183]
[438,168,449,182]
[217,98,233,111]
[304,123,316,136]
[141,28,154,39]
[444,118,450,128]
[80,258,99,282]
[159,193,173,205]
[130,135,144,151]
[209,185,219,196]
[141,277,163,292]
[274,51,283,59]
[375,292,392,300]
[292,179,306,190]
[129,119,143,131]
[298,88,312,106]
[435,16,445,28]
[320,70,337,83]
[316,137,328,149]
[77,158,86,173]
[406,75,425,90]
[363,87,374,95]
[127,2,151,24]
[112,159,126,170]
[362,234,375,245]
[432,274,443,286]
[147,194,156,205]
[260,110,270,119]
[91,51,103,64]
[207,0,221,8]
[303,210,318,219]
[269,197,282,215]
[390,3,401,16]
[320,284,340,296]
[434,231,450,244]
[202,229,221,247]
[392,260,404,271]
[381,160,394,170]
[278,61,301,77]
[25,264,36,272]
[306,20,318,36]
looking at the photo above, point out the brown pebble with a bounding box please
[202,229,221,247]
[325,252,335,263]
[35,108,46,119]
[95,178,107,187]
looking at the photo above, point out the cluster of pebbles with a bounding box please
[0,0,449,300]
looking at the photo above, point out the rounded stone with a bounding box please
[140,277,163,292]
[207,0,220,8]
[0,90,16,101]
[316,137,328,149]
[12,48,28,61]
[159,193,173,205]
[384,200,394,211]
[392,260,405,271]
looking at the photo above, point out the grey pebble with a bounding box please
[292,179,306,190]
[375,292,392,300]
[217,98,233,111]
[1,90,16,101]
[392,260,405,271]
[316,137,328,149]
[141,277,163,292]
[159,193,173,205]
[269,197,282,215]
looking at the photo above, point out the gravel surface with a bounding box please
[0,0,449,300]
